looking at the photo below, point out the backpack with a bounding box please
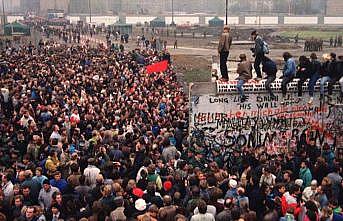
[263,40,270,54]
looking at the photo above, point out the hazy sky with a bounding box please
[6,0,329,15]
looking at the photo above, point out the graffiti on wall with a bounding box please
[190,91,342,152]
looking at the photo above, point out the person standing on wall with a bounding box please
[218,25,233,82]
[251,30,266,81]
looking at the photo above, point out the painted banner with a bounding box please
[190,81,343,153]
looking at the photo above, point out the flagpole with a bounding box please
[2,0,5,35]
[89,0,92,24]
[225,0,228,25]
[171,0,174,26]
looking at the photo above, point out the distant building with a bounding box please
[326,0,343,15]
[40,0,70,15]
[20,0,40,14]
[4,0,21,13]
[108,0,122,15]
[69,0,109,15]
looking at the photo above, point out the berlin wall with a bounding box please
[190,80,343,153]
[62,15,343,26]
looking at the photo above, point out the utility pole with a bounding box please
[88,0,92,24]
[171,0,174,26]
[225,0,228,25]
[2,0,5,35]
[288,0,292,15]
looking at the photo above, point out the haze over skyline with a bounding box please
[3,0,341,16]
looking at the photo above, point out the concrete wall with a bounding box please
[190,81,342,149]
[165,16,200,25]
[126,16,155,24]
[324,17,343,25]
[205,17,239,25]
[284,16,318,25]
[66,15,343,26]
[245,16,278,25]
[85,16,119,26]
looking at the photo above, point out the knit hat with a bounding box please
[135,199,147,211]
[295,179,303,187]
[310,180,318,186]
[43,179,50,185]
[229,179,237,189]
[132,188,144,198]
[163,181,173,191]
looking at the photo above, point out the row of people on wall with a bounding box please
[218,27,343,103]
[235,52,342,104]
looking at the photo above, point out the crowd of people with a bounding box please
[304,39,323,52]
[330,36,343,48]
[0,24,342,221]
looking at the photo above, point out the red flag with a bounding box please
[146,60,168,74]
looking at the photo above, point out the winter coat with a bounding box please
[262,58,277,76]
[237,60,252,81]
[283,58,296,78]
[281,192,301,216]
[299,168,312,188]
[218,32,232,53]
[296,58,311,78]
[254,35,264,55]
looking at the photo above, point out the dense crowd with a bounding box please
[0,30,342,221]
[304,39,323,52]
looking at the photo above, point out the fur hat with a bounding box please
[135,199,147,211]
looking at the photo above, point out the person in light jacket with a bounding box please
[38,179,59,211]
[190,200,215,221]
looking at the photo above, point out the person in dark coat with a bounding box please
[313,157,329,185]
[320,53,337,101]
[328,55,343,96]
[307,53,321,104]
[251,30,266,80]
[296,55,311,100]
[246,176,266,220]
[21,170,41,201]
[262,56,278,99]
